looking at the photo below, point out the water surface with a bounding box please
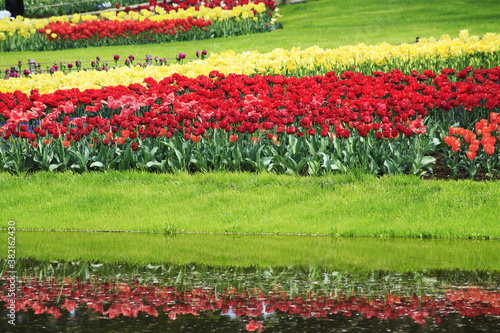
[1,232,499,331]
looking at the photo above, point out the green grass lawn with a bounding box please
[0,0,499,66]
[1,171,500,238]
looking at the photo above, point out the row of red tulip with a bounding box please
[1,68,499,145]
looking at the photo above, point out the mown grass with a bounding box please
[1,171,500,238]
[0,0,499,65]
[1,231,499,271]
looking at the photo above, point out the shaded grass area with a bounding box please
[1,171,500,238]
[1,0,499,65]
[1,231,499,271]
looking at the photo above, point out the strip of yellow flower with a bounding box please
[1,31,498,94]
[0,3,266,37]
[102,3,266,22]
[0,14,96,35]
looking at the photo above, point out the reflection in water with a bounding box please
[1,260,500,332]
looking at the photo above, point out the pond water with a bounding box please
[1,232,499,332]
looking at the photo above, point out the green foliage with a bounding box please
[0,129,441,176]
[23,0,146,18]
[3,259,500,298]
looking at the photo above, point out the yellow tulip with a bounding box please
[2,31,497,95]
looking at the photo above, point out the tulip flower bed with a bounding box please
[0,2,277,52]
[0,67,499,176]
[1,31,498,94]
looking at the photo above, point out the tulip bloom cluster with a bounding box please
[0,67,498,175]
[127,0,276,13]
[1,275,499,327]
[444,111,500,178]
[39,16,212,44]
[205,30,500,77]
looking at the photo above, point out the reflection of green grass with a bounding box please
[1,0,499,64]
[1,171,500,238]
[2,231,499,271]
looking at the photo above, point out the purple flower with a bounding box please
[91,61,96,67]
[196,51,200,58]
[18,60,22,64]
[96,56,100,61]
[68,63,73,69]
[129,55,135,60]
[23,69,30,76]
[202,50,207,55]
[114,55,120,61]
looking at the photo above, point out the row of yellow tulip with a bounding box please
[1,31,498,94]
[101,4,268,22]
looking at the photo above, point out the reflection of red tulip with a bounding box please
[62,299,76,312]
[1,274,500,332]
[246,319,264,332]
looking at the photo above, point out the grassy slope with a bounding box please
[0,0,499,66]
[1,171,500,238]
[2,231,499,271]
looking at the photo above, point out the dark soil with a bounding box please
[423,151,500,181]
